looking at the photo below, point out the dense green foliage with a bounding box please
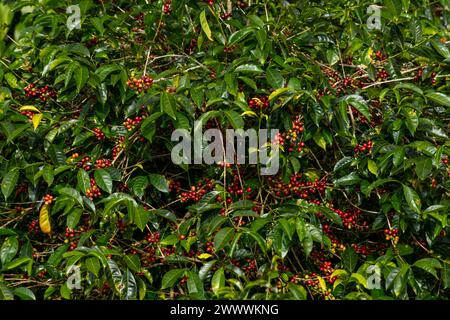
[0,0,450,300]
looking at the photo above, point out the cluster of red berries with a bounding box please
[332,207,368,230]
[319,261,334,277]
[225,172,252,197]
[43,194,54,205]
[163,0,172,14]
[131,13,145,32]
[354,140,373,156]
[179,179,215,203]
[86,178,102,200]
[24,84,56,102]
[64,227,79,250]
[127,76,153,93]
[248,96,269,109]
[351,243,376,256]
[320,66,364,96]
[267,174,326,200]
[206,0,214,5]
[86,36,98,48]
[168,180,181,193]
[221,12,232,20]
[442,158,450,176]
[112,136,125,159]
[224,46,235,53]
[20,110,35,120]
[236,0,247,8]
[144,232,161,244]
[242,258,257,274]
[160,246,176,261]
[140,247,157,266]
[78,156,92,171]
[430,71,437,85]
[376,69,389,81]
[93,128,105,141]
[275,116,305,153]
[186,38,198,54]
[117,220,127,233]
[28,219,40,234]
[95,158,112,169]
[124,116,144,131]
[413,67,423,82]
[373,50,387,61]
[205,241,214,253]
[384,228,399,242]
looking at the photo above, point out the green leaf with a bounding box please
[244,229,267,254]
[74,65,89,93]
[342,247,358,272]
[442,263,450,289]
[121,269,137,300]
[77,169,90,194]
[403,185,421,214]
[413,258,442,279]
[415,157,432,181]
[85,256,101,276]
[228,27,253,46]
[394,83,423,95]
[13,287,36,300]
[149,174,169,193]
[94,169,113,194]
[296,218,313,258]
[288,284,307,299]
[266,68,284,88]
[66,208,82,229]
[315,206,342,226]
[129,176,148,199]
[161,269,186,289]
[1,236,19,265]
[211,267,225,294]
[3,257,32,270]
[346,95,371,121]
[368,159,378,175]
[0,285,14,300]
[43,165,54,186]
[426,92,450,107]
[124,254,141,273]
[187,270,205,299]
[160,91,177,120]
[4,73,18,89]
[333,172,360,186]
[313,131,327,150]
[214,227,235,251]
[133,207,150,231]
[223,110,244,129]
[59,187,83,207]
[1,169,19,201]
[235,64,263,73]
[199,10,212,41]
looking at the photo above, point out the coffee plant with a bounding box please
[0,0,449,300]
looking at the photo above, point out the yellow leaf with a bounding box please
[32,113,43,130]
[19,105,40,113]
[197,253,212,260]
[317,276,327,292]
[368,47,374,63]
[241,111,258,118]
[39,204,51,234]
[268,87,290,101]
